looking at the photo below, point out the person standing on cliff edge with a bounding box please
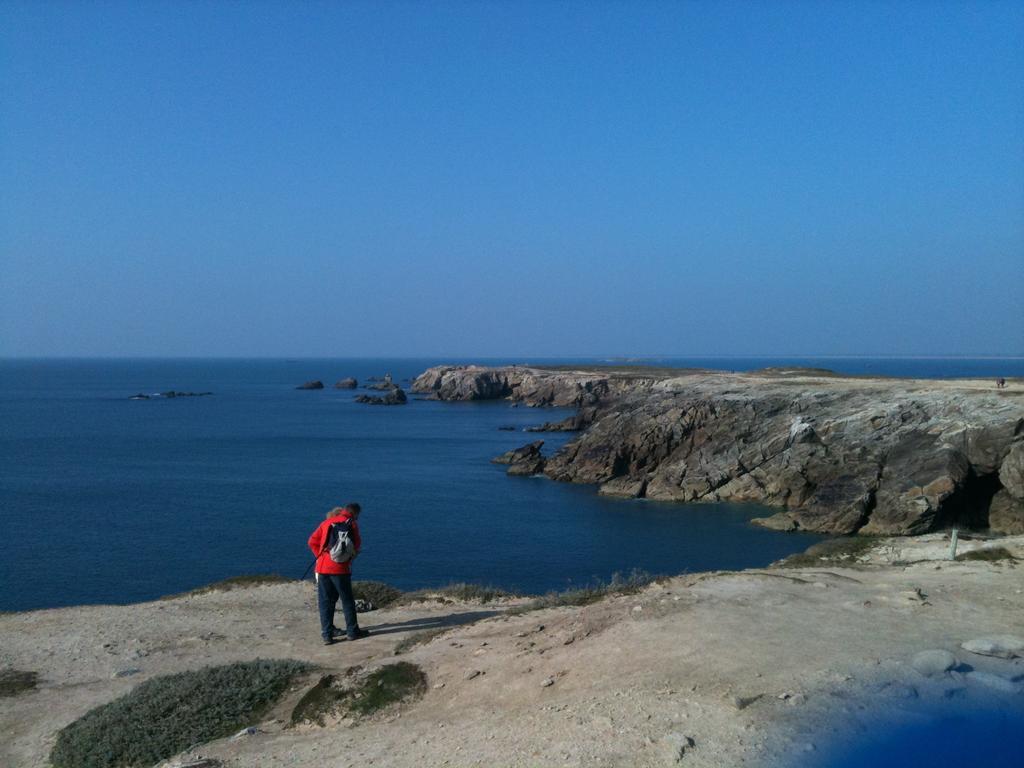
[308,503,370,645]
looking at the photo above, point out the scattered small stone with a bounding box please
[113,668,142,678]
[731,694,762,710]
[464,670,482,680]
[231,726,262,739]
[660,733,696,764]
[911,649,958,677]
[541,677,555,687]
[433,682,445,689]
[960,636,1024,660]
[632,605,643,612]
[563,636,575,645]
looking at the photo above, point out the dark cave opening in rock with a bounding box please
[934,470,1003,530]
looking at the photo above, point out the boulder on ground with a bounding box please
[910,649,958,677]
[335,378,358,389]
[960,635,1024,659]
[999,441,1024,499]
[296,380,324,390]
[989,489,1024,535]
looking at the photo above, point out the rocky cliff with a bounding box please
[412,365,1024,535]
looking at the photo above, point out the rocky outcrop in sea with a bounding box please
[129,391,213,399]
[413,365,1024,536]
[491,440,546,476]
[296,380,324,390]
[355,386,407,406]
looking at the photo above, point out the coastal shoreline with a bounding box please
[412,365,1024,537]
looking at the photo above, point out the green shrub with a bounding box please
[352,580,403,607]
[0,669,38,697]
[290,663,427,725]
[50,659,312,768]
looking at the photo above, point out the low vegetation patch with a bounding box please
[164,574,293,599]
[780,536,878,568]
[957,547,1017,563]
[393,627,451,655]
[512,571,657,613]
[400,582,516,605]
[352,580,403,608]
[349,662,428,716]
[50,659,312,768]
[0,669,38,697]
[291,662,427,725]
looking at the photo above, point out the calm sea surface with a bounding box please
[2,357,1022,611]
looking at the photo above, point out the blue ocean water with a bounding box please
[2,357,1021,611]
[803,706,1024,768]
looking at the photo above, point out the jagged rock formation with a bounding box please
[296,380,324,390]
[335,378,358,389]
[491,440,546,476]
[413,365,1024,535]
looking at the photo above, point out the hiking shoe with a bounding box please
[330,627,346,639]
[348,628,370,641]
[321,636,336,646]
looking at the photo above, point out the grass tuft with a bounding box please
[50,659,312,768]
[162,574,293,600]
[400,582,516,605]
[0,669,38,697]
[511,570,657,613]
[779,536,878,568]
[957,547,1017,562]
[393,627,451,655]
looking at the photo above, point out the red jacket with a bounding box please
[308,512,361,575]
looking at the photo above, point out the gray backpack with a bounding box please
[326,518,356,563]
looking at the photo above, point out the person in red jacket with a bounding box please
[308,502,369,645]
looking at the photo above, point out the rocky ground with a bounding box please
[3,536,1023,768]
[412,366,1024,536]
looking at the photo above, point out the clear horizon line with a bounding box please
[3,353,1024,361]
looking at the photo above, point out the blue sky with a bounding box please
[2,1,1022,357]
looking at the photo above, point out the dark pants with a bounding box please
[317,573,359,640]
